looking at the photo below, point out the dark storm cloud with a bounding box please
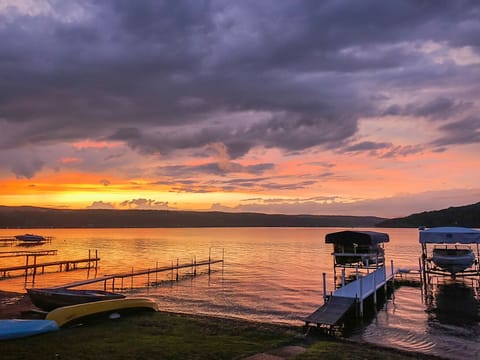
[344,141,392,153]
[433,117,480,146]
[1,0,479,158]
[155,162,274,177]
[383,97,473,120]
[11,158,45,179]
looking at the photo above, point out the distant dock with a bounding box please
[0,250,99,279]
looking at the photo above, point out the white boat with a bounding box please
[14,233,46,242]
[432,246,475,274]
[420,227,480,275]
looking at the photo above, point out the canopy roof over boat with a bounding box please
[419,227,480,244]
[325,230,389,245]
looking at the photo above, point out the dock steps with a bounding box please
[305,296,355,326]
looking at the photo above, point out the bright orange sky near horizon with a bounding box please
[1,1,479,218]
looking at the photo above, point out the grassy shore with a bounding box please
[1,311,444,360]
[1,291,443,359]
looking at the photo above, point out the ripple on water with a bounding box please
[361,325,436,353]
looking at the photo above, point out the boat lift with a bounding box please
[419,227,480,282]
[326,230,389,288]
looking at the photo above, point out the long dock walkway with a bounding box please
[305,265,395,328]
[53,257,224,291]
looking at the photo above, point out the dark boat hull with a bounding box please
[15,234,46,242]
[27,288,125,311]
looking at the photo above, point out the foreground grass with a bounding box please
[2,311,441,360]
[2,311,297,360]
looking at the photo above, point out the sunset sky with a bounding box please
[1,1,479,217]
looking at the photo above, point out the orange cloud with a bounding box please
[72,140,121,150]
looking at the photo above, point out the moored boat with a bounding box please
[27,287,126,311]
[14,233,46,242]
[432,246,475,274]
[420,226,480,276]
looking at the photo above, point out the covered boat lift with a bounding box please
[326,230,389,280]
[420,227,480,280]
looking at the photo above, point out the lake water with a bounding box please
[0,227,479,359]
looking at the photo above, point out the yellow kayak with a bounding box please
[46,297,158,327]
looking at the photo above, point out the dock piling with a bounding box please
[322,272,327,304]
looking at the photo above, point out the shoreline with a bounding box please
[0,290,445,359]
[0,290,33,319]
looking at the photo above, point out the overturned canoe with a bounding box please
[46,297,158,327]
[0,319,59,340]
[27,287,126,311]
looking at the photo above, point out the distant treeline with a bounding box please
[0,206,384,228]
[376,202,480,228]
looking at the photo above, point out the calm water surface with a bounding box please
[0,227,478,359]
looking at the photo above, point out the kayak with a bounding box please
[46,297,158,327]
[0,319,59,340]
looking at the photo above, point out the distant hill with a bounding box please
[0,206,385,228]
[376,202,480,228]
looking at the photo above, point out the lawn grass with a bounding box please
[1,311,298,360]
[1,311,441,360]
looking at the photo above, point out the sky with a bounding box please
[0,0,479,218]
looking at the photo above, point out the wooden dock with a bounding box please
[305,264,396,329]
[53,257,224,292]
[0,250,58,258]
[0,250,99,278]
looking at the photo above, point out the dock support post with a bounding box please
[333,261,337,288]
[222,248,225,276]
[194,256,197,276]
[147,269,150,287]
[359,274,364,317]
[373,264,377,306]
[176,258,179,281]
[24,255,29,282]
[156,261,158,285]
[112,278,115,292]
[88,249,91,269]
[341,267,345,287]
[32,255,37,283]
[208,248,211,275]
[418,257,423,285]
[131,267,134,290]
[366,259,369,274]
[322,272,327,304]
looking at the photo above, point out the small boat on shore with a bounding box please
[27,287,126,311]
[14,233,46,242]
[0,319,59,340]
[432,246,475,274]
[46,297,158,327]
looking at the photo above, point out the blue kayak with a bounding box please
[0,319,59,340]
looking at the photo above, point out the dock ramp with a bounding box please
[305,296,356,326]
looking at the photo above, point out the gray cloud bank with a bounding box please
[1,0,479,162]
